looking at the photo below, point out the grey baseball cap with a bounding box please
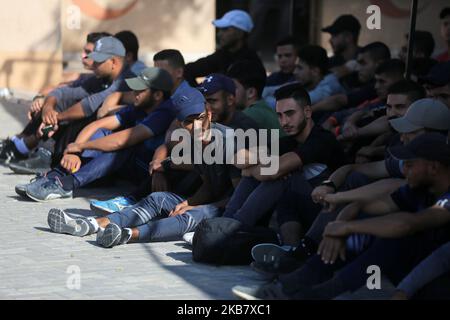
[88,36,126,63]
[389,98,450,133]
[125,67,173,92]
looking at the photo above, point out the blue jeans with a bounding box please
[223,170,311,227]
[70,131,164,188]
[107,192,221,242]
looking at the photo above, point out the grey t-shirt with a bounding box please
[48,66,135,115]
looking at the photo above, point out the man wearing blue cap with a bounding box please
[44,85,251,249]
[21,67,180,202]
[184,10,263,86]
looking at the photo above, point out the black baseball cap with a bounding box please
[389,132,450,165]
[419,61,450,87]
[322,15,361,36]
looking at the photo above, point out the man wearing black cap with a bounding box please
[322,15,362,69]
[233,133,450,300]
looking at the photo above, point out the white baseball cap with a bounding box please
[212,10,254,33]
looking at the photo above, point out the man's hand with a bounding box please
[149,159,164,175]
[151,172,170,193]
[317,236,346,264]
[28,97,45,120]
[169,200,193,217]
[60,154,81,173]
[311,185,335,204]
[37,122,59,139]
[42,107,59,127]
[323,221,351,238]
[338,123,359,141]
[65,142,84,155]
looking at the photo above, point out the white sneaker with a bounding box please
[182,232,195,245]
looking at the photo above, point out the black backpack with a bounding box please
[192,217,279,265]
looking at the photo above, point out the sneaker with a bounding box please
[251,241,314,276]
[90,196,136,214]
[0,139,27,165]
[182,232,195,245]
[232,280,290,300]
[9,147,51,175]
[26,177,73,202]
[15,173,48,197]
[96,224,131,248]
[47,208,96,237]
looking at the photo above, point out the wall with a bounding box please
[0,0,62,93]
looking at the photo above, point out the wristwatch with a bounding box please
[320,179,337,192]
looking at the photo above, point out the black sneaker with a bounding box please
[9,147,51,174]
[0,139,28,165]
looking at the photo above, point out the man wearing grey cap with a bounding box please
[38,37,136,140]
[184,9,263,86]
[22,67,180,202]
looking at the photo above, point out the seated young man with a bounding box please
[0,32,112,169]
[262,37,298,101]
[18,67,180,202]
[1,36,136,177]
[311,42,391,123]
[227,60,284,133]
[221,83,347,240]
[45,99,251,248]
[264,45,345,110]
[326,59,406,142]
[233,133,450,300]
[250,97,450,275]
[90,73,260,214]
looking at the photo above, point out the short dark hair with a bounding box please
[440,7,450,19]
[86,32,111,44]
[153,49,185,69]
[387,79,426,103]
[375,59,405,78]
[274,83,311,108]
[298,45,329,76]
[276,36,298,50]
[360,42,391,62]
[409,31,435,58]
[115,30,139,61]
[227,60,267,98]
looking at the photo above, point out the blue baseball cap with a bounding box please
[197,74,236,96]
[172,89,206,121]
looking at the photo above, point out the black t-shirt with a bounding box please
[193,123,241,202]
[227,110,260,131]
[184,46,264,86]
[391,185,450,213]
[279,125,348,174]
[346,81,377,109]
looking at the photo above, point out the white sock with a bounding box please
[11,136,30,155]
[87,217,99,232]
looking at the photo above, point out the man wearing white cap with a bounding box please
[184,10,264,86]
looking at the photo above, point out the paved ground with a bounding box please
[0,98,394,300]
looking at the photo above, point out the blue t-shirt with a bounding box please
[115,99,176,136]
[391,185,450,213]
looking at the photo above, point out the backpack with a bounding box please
[192,217,279,265]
